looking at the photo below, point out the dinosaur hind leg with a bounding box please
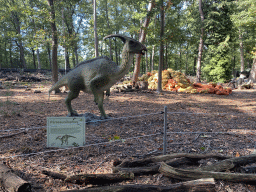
[65,90,80,116]
[90,76,109,119]
[96,92,108,119]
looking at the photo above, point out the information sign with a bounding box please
[47,117,85,148]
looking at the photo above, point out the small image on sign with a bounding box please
[47,117,85,148]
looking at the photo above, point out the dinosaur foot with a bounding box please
[100,115,109,120]
[67,111,79,117]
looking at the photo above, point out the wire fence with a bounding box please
[1,107,255,159]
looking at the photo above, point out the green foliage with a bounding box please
[203,36,232,82]
[231,0,256,66]
[0,0,255,83]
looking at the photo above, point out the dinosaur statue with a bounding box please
[48,34,147,119]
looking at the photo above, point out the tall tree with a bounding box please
[157,0,164,93]
[47,0,59,87]
[239,29,245,72]
[105,0,113,60]
[249,57,256,82]
[93,0,99,57]
[232,0,256,81]
[132,0,155,86]
[3,0,27,68]
[202,0,234,82]
[61,2,70,71]
[196,0,204,82]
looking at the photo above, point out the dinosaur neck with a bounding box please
[115,43,135,79]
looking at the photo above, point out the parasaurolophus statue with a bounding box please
[48,34,147,119]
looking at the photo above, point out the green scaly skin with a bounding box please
[49,34,147,119]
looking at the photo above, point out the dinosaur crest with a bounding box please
[104,34,147,55]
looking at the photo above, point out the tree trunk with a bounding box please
[0,45,1,69]
[157,0,164,93]
[32,48,36,69]
[47,42,52,69]
[132,0,155,85]
[114,38,118,65]
[196,0,204,82]
[249,57,256,82]
[105,0,113,60]
[165,41,168,69]
[32,18,41,70]
[62,5,70,72]
[36,49,41,69]
[4,40,7,68]
[11,10,26,68]
[9,41,13,68]
[18,41,26,69]
[239,29,245,72]
[193,56,196,75]
[93,0,99,57]
[72,51,76,67]
[179,43,182,70]
[152,46,155,71]
[74,45,79,66]
[48,0,59,87]
[185,44,189,75]
[145,51,148,72]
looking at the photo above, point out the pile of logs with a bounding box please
[2,153,256,191]
[41,153,256,192]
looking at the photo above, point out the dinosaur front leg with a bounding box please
[65,90,80,116]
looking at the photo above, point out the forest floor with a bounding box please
[0,73,256,191]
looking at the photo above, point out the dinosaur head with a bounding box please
[104,34,147,55]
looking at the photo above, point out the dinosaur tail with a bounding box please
[48,75,69,100]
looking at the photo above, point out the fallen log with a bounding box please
[196,159,235,172]
[113,156,201,175]
[159,162,256,182]
[224,154,256,167]
[197,153,256,172]
[112,164,159,175]
[61,178,215,192]
[0,163,31,192]
[41,169,67,180]
[165,157,200,167]
[0,131,26,139]
[235,166,256,174]
[64,172,134,185]
[117,153,229,168]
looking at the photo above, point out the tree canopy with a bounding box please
[0,0,255,83]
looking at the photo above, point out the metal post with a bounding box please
[163,106,167,155]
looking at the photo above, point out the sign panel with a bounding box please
[47,117,85,148]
